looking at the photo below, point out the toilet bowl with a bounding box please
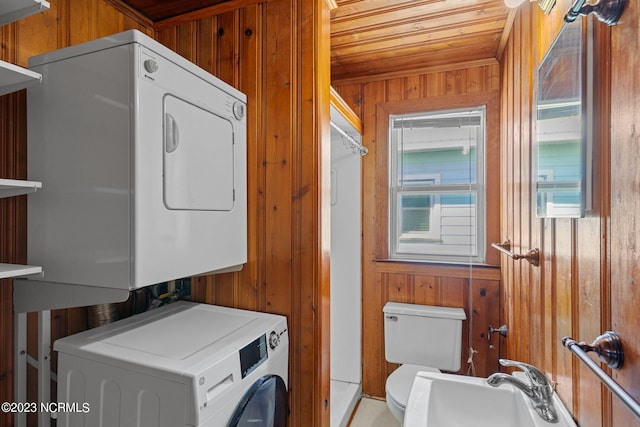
[385,364,440,422]
[382,302,466,423]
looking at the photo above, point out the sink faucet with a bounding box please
[487,359,559,423]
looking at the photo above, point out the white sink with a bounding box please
[403,371,577,427]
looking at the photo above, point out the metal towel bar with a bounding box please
[491,240,540,267]
[562,332,640,421]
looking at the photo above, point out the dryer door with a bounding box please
[163,94,235,211]
[227,375,288,427]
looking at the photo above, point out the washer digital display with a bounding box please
[239,334,268,379]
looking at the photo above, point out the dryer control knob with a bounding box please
[232,101,246,120]
[269,331,280,350]
[144,59,159,73]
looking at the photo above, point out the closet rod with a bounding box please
[330,121,368,156]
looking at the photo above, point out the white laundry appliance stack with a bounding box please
[24,29,289,427]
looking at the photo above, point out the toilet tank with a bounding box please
[383,302,466,372]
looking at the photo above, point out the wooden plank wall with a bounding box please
[609,0,640,425]
[0,3,151,426]
[1,0,332,426]
[154,1,332,425]
[333,63,503,398]
[501,1,639,426]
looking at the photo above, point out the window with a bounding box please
[389,107,486,263]
[397,174,441,241]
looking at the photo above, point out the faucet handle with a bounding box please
[498,359,550,387]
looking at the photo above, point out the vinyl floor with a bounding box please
[348,398,401,427]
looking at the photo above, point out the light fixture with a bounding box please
[504,0,526,7]
[537,0,556,14]
[504,0,556,15]
[565,0,627,25]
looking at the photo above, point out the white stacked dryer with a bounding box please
[55,302,289,427]
[27,29,247,291]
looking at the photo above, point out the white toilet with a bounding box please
[383,302,467,422]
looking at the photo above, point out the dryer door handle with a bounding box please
[165,113,180,153]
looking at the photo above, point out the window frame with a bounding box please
[388,106,487,264]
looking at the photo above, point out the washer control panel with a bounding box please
[268,327,288,350]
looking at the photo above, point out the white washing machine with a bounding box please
[54,302,288,427]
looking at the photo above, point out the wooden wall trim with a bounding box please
[330,86,362,133]
[102,0,154,28]
[324,0,338,11]
[497,9,517,60]
[104,0,267,31]
[375,91,500,114]
[375,261,501,281]
[593,20,612,426]
[331,58,499,86]
[374,91,501,265]
[153,0,265,30]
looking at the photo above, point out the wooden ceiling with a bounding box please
[112,0,233,22]
[330,0,514,83]
[108,0,514,84]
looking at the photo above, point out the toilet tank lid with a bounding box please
[383,302,466,320]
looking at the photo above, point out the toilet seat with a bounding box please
[385,364,440,420]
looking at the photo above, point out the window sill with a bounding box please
[373,258,501,280]
[398,238,443,243]
[375,258,498,268]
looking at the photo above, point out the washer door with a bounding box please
[227,375,288,427]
